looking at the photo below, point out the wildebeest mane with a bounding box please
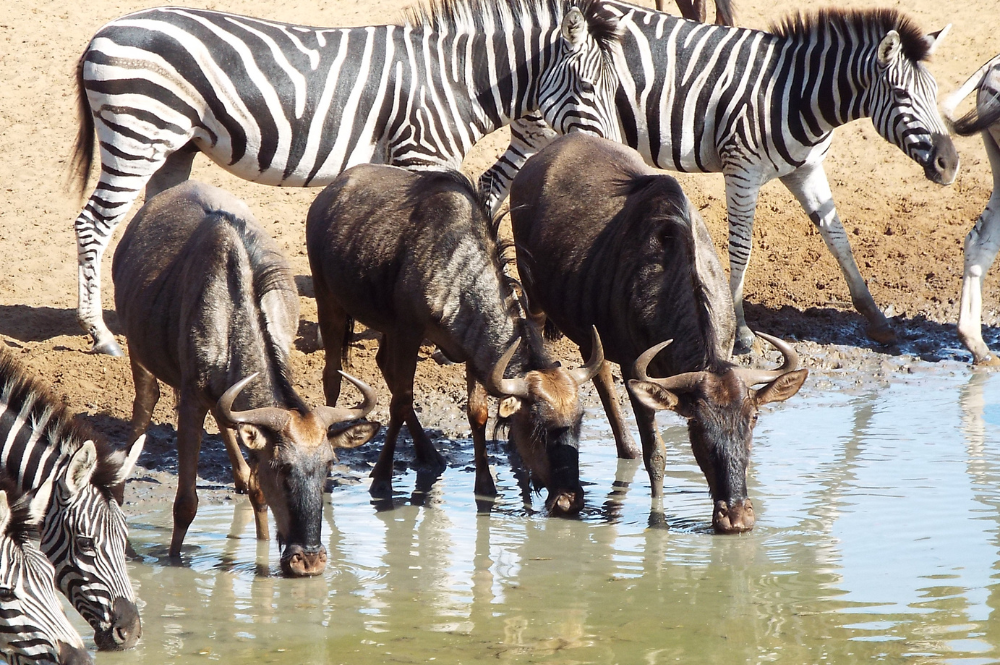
[208,211,305,413]
[771,8,931,63]
[0,347,132,498]
[403,0,621,54]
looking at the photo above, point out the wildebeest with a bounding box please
[944,54,1000,365]
[653,0,734,25]
[306,165,603,515]
[113,181,380,576]
[0,348,143,651]
[0,475,92,665]
[510,134,808,532]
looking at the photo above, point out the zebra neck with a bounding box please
[0,388,79,493]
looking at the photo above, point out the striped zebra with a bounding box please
[0,350,144,651]
[944,54,1000,365]
[481,4,959,352]
[72,0,622,356]
[0,475,92,665]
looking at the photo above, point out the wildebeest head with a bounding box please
[218,372,380,577]
[489,328,604,516]
[628,333,807,534]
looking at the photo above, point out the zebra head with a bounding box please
[42,438,144,651]
[0,479,93,665]
[867,21,958,185]
[536,0,622,142]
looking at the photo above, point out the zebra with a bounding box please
[0,349,145,651]
[480,3,959,353]
[944,54,1000,365]
[0,475,92,665]
[71,0,623,356]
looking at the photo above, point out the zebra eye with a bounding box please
[76,536,96,553]
[0,587,16,603]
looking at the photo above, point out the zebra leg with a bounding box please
[478,115,558,214]
[958,130,1000,364]
[589,355,640,460]
[170,397,208,558]
[780,165,896,345]
[127,358,159,444]
[724,172,764,353]
[467,372,497,498]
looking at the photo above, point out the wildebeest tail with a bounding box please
[715,0,736,26]
[72,51,95,199]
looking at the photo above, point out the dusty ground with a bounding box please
[1,0,999,506]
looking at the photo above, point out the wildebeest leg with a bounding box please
[246,462,269,541]
[145,142,198,199]
[958,128,1000,365]
[627,385,666,498]
[671,0,706,22]
[128,358,160,444]
[170,397,208,558]
[780,164,895,345]
[316,285,349,405]
[589,358,640,459]
[467,372,497,497]
[213,411,250,494]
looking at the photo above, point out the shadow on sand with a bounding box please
[0,305,121,343]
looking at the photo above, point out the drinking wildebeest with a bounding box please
[510,134,808,532]
[306,165,603,515]
[113,181,380,576]
[0,348,143,651]
[0,475,92,665]
[943,54,1000,365]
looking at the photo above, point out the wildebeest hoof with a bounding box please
[368,478,393,498]
[474,474,498,498]
[733,326,756,355]
[865,319,897,345]
[92,338,124,357]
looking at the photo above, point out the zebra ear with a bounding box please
[877,30,902,67]
[112,435,146,487]
[924,24,951,56]
[62,440,98,497]
[561,7,588,50]
[0,491,10,535]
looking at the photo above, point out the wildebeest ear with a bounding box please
[498,397,522,418]
[237,425,267,451]
[628,380,681,412]
[755,369,808,406]
[62,440,98,497]
[329,421,380,450]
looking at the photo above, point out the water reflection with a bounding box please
[103,368,1000,663]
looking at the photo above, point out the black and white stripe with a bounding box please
[71,0,622,355]
[482,3,957,351]
[0,351,143,650]
[0,477,90,665]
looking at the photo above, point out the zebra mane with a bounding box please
[0,474,39,546]
[403,0,620,54]
[771,8,931,63]
[0,347,130,497]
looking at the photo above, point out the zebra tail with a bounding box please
[715,0,736,26]
[71,53,95,199]
[942,54,1000,130]
[953,100,1000,137]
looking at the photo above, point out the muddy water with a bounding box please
[96,367,1000,664]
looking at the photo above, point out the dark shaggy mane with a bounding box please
[0,474,39,546]
[403,0,620,54]
[771,8,930,63]
[0,347,127,497]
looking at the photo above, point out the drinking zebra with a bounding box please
[481,4,959,352]
[0,475,92,665]
[0,349,144,650]
[71,0,622,356]
[943,54,1000,365]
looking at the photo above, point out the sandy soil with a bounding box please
[1,0,999,504]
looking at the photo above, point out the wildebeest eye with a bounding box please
[0,587,17,602]
[76,535,96,553]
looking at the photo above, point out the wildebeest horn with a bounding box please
[313,371,377,428]
[217,373,291,433]
[632,339,706,393]
[487,338,529,398]
[568,327,604,385]
[733,332,800,386]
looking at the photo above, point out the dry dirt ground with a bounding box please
[1,0,999,502]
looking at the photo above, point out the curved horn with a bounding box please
[732,332,800,386]
[313,371,378,428]
[487,338,529,398]
[632,339,705,393]
[568,327,604,385]
[217,373,291,433]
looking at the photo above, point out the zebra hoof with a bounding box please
[733,326,756,355]
[91,338,125,357]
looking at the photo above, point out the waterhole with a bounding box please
[89,366,1000,664]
